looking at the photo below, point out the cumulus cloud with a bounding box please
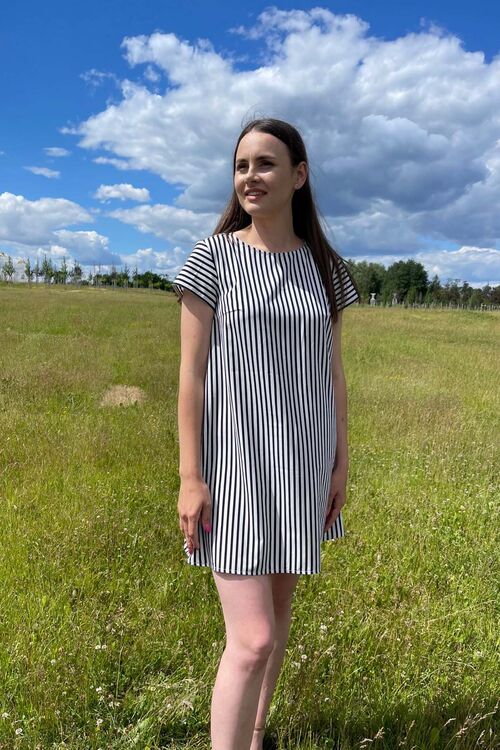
[91,155,135,170]
[143,64,161,83]
[0,192,92,245]
[0,193,122,267]
[356,244,500,287]
[413,246,500,286]
[120,244,188,275]
[106,202,217,244]
[94,183,151,202]
[24,166,60,178]
[44,147,71,157]
[61,6,500,274]
[53,229,122,265]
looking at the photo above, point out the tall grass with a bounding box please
[0,284,498,749]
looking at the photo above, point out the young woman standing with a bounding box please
[173,118,360,750]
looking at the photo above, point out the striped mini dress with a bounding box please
[172,232,359,575]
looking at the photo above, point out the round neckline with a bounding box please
[229,232,308,256]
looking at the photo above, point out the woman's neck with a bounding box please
[237,222,302,252]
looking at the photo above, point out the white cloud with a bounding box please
[106,202,217,244]
[53,229,121,265]
[94,183,151,202]
[24,166,60,178]
[91,155,134,170]
[413,246,500,286]
[143,64,161,83]
[44,147,71,157]
[0,193,121,267]
[64,9,500,266]
[118,244,192,277]
[355,244,500,287]
[80,68,121,91]
[0,192,92,245]
[6,8,500,282]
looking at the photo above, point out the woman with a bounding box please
[173,117,360,750]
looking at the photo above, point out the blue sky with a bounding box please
[1,0,500,286]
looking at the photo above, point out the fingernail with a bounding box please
[203,523,212,533]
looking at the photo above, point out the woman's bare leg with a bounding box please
[250,573,300,750]
[210,571,276,750]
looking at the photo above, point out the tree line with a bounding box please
[1,252,499,307]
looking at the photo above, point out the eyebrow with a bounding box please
[235,154,276,164]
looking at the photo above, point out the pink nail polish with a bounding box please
[204,523,212,533]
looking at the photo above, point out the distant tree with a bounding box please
[69,262,83,285]
[444,279,461,305]
[24,258,35,285]
[460,281,473,305]
[351,260,385,303]
[384,259,428,300]
[481,284,492,304]
[406,285,417,305]
[60,256,69,284]
[34,258,43,285]
[120,263,130,288]
[469,289,484,308]
[132,265,139,288]
[42,255,54,284]
[491,285,500,305]
[2,255,15,282]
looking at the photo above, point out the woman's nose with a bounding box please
[246,163,259,180]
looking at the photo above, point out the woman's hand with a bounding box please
[324,464,348,532]
[178,477,212,554]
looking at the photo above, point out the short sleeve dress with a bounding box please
[172,232,360,575]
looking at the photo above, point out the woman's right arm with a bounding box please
[177,290,214,552]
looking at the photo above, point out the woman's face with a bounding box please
[234,130,307,218]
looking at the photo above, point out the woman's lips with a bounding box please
[246,192,266,201]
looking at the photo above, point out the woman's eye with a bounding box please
[236,162,273,170]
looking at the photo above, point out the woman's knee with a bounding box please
[227,623,275,669]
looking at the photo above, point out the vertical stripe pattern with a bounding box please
[173,232,359,574]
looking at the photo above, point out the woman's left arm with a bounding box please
[324,311,349,531]
[331,311,349,475]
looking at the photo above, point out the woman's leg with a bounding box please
[210,571,276,750]
[251,573,300,750]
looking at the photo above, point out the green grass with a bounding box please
[0,283,498,749]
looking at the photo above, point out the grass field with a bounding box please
[0,283,498,750]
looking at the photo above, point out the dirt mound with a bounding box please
[100,385,145,407]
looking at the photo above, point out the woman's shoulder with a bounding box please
[204,232,232,243]
[194,232,234,255]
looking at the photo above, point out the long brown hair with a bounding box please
[213,117,361,325]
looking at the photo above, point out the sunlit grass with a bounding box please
[0,283,498,749]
